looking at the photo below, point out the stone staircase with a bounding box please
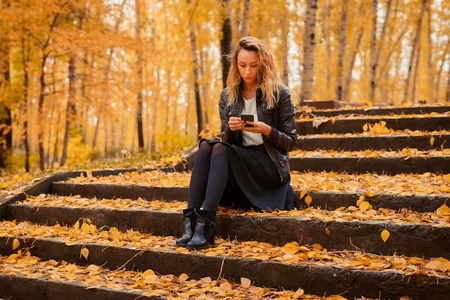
[0,105,449,299]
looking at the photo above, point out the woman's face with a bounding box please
[237,49,260,86]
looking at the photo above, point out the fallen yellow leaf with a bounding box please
[12,239,20,251]
[80,247,89,260]
[430,136,435,146]
[179,273,189,282]
[300,190,307,199]
[381,229,390,243]
[304,195,312,206]
[293,288,304,298]
[241,277,251,288]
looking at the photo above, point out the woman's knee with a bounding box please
[211,143,228,159]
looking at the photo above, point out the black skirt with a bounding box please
[203,139,294,211]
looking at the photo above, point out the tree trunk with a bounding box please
[38,52,49,171]
[135,0,144,150]
[51,108,61,169]
[187,0,203,137]
[403,0,427,103]
[60,55,77,167]
[411,44,421,103]
[0,39,11,169]
[435,41,449,100]
[426,4,434,102]
[163,0,172,128]
[241,0,250,37]
[377,26,406,82]
[148,4,159,153]
[92,113,100,150]
[280,3,289,86]
[446,60,450,103]
[343,19,364,101]
[220,0,233,88]
[199,49,209,125]
[104,111,108,155]
[21,37,31,172]
[185,79,192,136]
[151,67,159,152]
[233,0,241,42]
[369,0,392,101]
[37,13,60,170]
[324,0,331,97]
[300,0,318,104]
[368,0,378,101]
[335,0,349,101]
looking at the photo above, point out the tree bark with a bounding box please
[0,34,11,169]
[426,4,434,102]
[187,0,203,137]
[51,106,61,169]
[220,0,233,88]
[435,41,449,100]
[300,0,318,104]
[241,0,250,37]
[21,37,30,172]
[37,13,60,170]
[324,0,331,97]
[368,0,378,101]
[369,0,392,101]
[343,16,365,101]
[92,115,100,150]
[60,55,77,167]
[411,43,421,103]
[199,49,209,125]
[280,2,289,86]
[335,0,349,101]
[446,60,450,103]
[233,0,241,42]
[135,0,144,150]
[403,0,427,103]
[163,0,172,129]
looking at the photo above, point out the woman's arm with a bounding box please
[219,89,240,144]
[265,88,297,152]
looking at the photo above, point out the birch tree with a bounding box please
[300,0,318,105]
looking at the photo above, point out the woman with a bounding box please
[177,36,297,250]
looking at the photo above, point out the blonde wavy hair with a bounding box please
[226,37,285,109]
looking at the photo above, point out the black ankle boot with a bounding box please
[176,209,197,247]
[187,210,216,250]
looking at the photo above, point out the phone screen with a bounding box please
[241,114,254,127]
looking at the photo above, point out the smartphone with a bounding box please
[240,114,254,127]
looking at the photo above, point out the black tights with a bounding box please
[187,141,229,211]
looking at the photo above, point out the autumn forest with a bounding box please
[0,0,449,172]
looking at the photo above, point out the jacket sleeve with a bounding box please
[265,87,297,152]
[219,89,240,144]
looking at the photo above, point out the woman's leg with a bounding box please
[185,143,229,250]
[187,140,213,209]
[202,143,229,211]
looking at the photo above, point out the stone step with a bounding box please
[0,221,448,299]
[49,169,449,212]
[296,105,450,118]
[296,115,450,135]
[289,154,450,175]
[0,254,312,300]
[50,182,448,213]
[7,196,450,259]
[296,132,450,151]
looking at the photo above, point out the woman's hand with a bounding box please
[228,117,246,132]
[243,121,272,137]
[228,117,272,136]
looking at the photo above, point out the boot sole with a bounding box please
[186,242,214,250]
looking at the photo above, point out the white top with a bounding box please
[241,96,264,146]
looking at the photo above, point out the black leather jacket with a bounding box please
[219,86,297,182]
